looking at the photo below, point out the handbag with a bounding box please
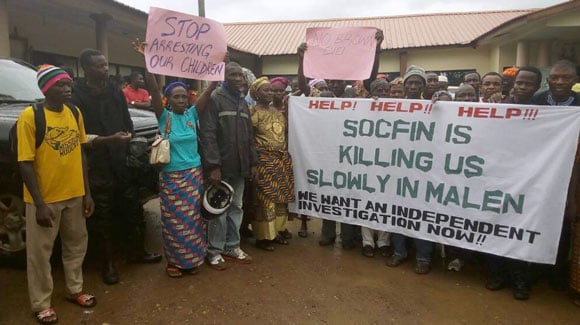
[149,112,172,166]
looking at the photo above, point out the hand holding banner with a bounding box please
[145,7,227,81]
[303,27,377,80]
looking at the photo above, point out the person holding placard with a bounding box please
[133,39,218,277]
[296,29,384,250]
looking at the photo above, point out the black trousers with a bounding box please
[86,162,145,261]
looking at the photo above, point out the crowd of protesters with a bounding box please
[14,31,580,322]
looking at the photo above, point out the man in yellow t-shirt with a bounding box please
[17,64,95,323]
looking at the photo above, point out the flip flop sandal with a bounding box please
[256,240,275,251]
[67,293,96,308]
[273,235,289,245]
[279,229,292,239]
[298,228,308,238]
[166,265,183,278]
[34,308,58,324]
[185,267,199,275]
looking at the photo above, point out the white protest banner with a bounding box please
[303,27,376,80]
[145,7,226,80]
[288,96,580,264]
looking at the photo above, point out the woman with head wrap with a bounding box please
[249,77,295,251]
[133,39,219,277]
[270,77,290,111]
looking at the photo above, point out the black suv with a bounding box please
[0,57,158,257]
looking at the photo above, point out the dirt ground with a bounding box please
[1,199,579,324]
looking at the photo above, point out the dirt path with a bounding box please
[1,199,579,324]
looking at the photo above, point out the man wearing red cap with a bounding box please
[17,64,96,323]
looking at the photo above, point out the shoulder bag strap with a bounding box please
[164,111,172,138]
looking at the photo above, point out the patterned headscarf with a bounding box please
[270,77,290,88]
[308,79,326,89]
[37,64,72,94]
[249,76,270,101]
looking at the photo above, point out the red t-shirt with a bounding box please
[123,86,150,104]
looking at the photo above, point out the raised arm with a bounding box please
[144,72,164,119]
[363,29,384,92]
[132,39,164,118]
[194,81,218,114]
[297,43,310,96]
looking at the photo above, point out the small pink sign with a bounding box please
[145,7,226,81]
[304,27,376,80]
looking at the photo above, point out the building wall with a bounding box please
[7,8,144,71]
[261,46,497,81]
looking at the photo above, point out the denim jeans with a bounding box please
[207,176,245,256]
[391,233,433,263]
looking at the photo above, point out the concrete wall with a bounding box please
[260,46,495,79]
[7,8,144,69]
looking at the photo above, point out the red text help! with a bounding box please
[457,106,539,120]
[308,100,357,110]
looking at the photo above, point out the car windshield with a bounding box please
[0,59,44,103]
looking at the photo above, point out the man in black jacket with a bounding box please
[72,48,161,284]
[200,62,257,270]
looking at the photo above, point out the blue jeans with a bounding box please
[391,233,433,263]
[207,176,245,256]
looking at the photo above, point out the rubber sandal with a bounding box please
[166,265,183,278]
[185,267,199,275]
[256,240,275,251]
[273,235,289,245]
[67,293,96,308]
[34,308,58,324]
[279,229,292,239]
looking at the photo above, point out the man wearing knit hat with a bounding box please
[403,65,427,99]
[17,64,96,323]
[387,66,434,274]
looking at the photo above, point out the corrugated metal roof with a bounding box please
[224,10,534,56]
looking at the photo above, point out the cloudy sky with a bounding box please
[117,0,566,23]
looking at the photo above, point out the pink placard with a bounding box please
[145,7,226,81]
[304,27,376,80]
